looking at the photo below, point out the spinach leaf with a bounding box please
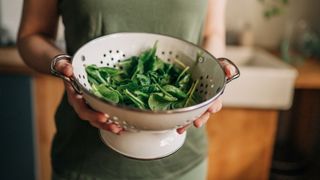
[177,73,191,91]
[118,57,138,77]
[162,85,187,98]
[135,74,151,86]
[148,93,173,111]
[88,75,100,86]
[85,65,107,84]
[93,84,120,103]
[131,44,156,78]
[124,89,145,109]
[99,66,122,76]
[176,66,190,83]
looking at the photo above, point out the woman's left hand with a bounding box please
[176,61,237,134]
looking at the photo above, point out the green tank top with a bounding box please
[53,0,208,179]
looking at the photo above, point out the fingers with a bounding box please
[55,59,73,77]
[193,112,210,128]
[64,81,123,134]
[89,121,123,134]
[66,85,106,122]
[177,61,231,134]
[219,60,237,78]
[176,111,211,134]
[224,64,236,78]
[176,124,192,134]
[103,123,123,134]
[207,97,223,113]
[54,56,123,134]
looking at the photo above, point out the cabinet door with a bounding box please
[0,75,36,180]
[207,108,278,180]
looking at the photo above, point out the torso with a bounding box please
[53,0,209,179]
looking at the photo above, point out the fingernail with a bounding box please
[193,120,202,128]
[106,119,113,124]
[109,124,122,134]
[208,107,215,113]
[177,128,185,134]
[211,108,219,113]
[102,117,108,123]
[111,128,120,134]
[228,65,236,77]
[210,106,222,113]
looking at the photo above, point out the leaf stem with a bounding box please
[184,80,199,107]
[124,89,145,109]
[176,66,190,83]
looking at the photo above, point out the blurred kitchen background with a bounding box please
[0,0,320,179]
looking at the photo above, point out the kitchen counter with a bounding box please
[294,58,320,89]
[0,47,34,74]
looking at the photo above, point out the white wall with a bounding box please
[0,0,23,41]
[226,0,320,49]
[0,0,64,43]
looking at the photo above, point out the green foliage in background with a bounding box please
[258,0,289,19]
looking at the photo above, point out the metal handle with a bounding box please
[50,54,82,94]
[217,57,240,84]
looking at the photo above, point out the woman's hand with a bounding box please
[176,62,237,134]
[176,0,231,134]
[55,59,123,134]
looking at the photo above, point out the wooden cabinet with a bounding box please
[206,108,278,180]
[33,75,64,180]
[0,75,36,180]
[270,59,320,178]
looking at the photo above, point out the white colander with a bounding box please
[51,32,239,159]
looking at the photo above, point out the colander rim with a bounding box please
[72,32,227,114]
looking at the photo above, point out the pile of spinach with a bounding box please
[85,43,200,111]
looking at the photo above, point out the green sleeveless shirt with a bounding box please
[53,0,208,179]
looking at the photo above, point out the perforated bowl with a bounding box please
[51,32,239,159]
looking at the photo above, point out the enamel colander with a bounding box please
[51,32,239,159]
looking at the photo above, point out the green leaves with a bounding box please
[162,85,187,98]
[91,84,120,103]
[257,0,290,19]
[85,42,200,111]
[124,89,146,109]
[148,93,172,111]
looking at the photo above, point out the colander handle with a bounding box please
[50,54,82,94]
[217,57,240,84]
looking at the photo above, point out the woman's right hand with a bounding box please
[54,59,123,134]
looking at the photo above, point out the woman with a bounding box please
[18,0,232,179]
